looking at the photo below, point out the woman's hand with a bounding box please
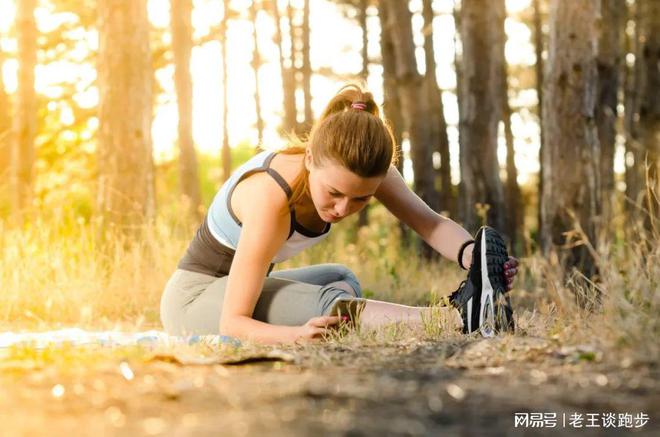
[503,256,519,292]
[294,315,341,343]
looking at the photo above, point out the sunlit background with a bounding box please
[0,0,627,188]
[0,6,657,423]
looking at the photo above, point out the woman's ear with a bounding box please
[304,148,312,170]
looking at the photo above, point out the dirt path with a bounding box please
[1,337,657,436]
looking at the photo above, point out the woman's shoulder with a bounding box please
[229,149,304,222]
[269,150,304,185]
[231,168,291,222]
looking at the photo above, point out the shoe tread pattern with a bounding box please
[484,228,515,333]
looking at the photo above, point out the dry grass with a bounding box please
[0,195,657,366]
[0,211,191,331]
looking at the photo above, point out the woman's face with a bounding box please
[305,151,384,223]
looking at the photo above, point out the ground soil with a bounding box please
[0,336,658,436]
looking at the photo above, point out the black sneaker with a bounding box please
[449,226,514,336]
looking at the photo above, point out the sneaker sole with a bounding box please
[477,227,509,337]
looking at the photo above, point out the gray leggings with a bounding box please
[160,263,362,336]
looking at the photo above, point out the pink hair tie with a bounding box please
[351,102,367,111]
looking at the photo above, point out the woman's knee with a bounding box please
[327,264,362,297]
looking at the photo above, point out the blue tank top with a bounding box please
[207,150,331,263]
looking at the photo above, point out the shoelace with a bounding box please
[449,280,467,306]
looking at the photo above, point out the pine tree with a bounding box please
[171,0,202,219]
[97,0,155,231]
[457,0,507,235]
[12,0,38,219]
[541,0,600,280]
[596,0,625,224]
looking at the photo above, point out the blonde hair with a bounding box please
[280,84,397,206]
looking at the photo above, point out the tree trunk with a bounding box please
[171,0,202,219]
[283,0,298,134]
[422,0,454,218]
[453,2,465,222]
[12,0,38,219]
[533,0,545,247]
[379,0,437,214]
[458,0,507,236]
[357,0,370,228]
[639,0,660,233]
[380,0,439,258]
[359,0,368,80]
[624,0,644,212]
[379,1,409,247]
[250,1,265,145]
[503,60,522,255]
[271,0,296,136]
[97,0,155,232]
[596,0,624,226]
[500,0,523,254]
[541,0,600,281]
[221,2,231,182]
[301,0,313,132]
[0,45,10,186]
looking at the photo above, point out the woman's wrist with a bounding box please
[457,239,475,270]
[221,317,306,345]
[290,325,304,344]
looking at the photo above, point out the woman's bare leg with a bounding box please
[358,299,463,331]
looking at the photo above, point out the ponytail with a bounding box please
[281,83,397,207]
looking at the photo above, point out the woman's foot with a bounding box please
[449,226,515,336]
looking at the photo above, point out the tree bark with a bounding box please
[379,0,438,215]
[271,0,296,136]
[12,0,38,219]
[624,0,643,211]
[359,0,368,80]
[458,0,507,235]
[357,0,370,228]
[533,0,545,247]
[301,0,313,132]
[502,60,522,255]
[541,0,600,280]
[221,2,231,182]
[379,1,409,247]
[596,0,624,225]
[171,0,202,219]
[422,0,454,218]
[250,0,265,145]
[97,0,155,232]
[453,1,464,215]
[283,0,298,134]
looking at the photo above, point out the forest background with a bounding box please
[0,0,658,434]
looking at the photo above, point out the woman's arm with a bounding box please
[374,165,475,267]
[218,173,301,344]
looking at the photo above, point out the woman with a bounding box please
[160,84,519,344]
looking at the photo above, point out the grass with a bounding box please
[0,202,461,330]
[0,193,657,367]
